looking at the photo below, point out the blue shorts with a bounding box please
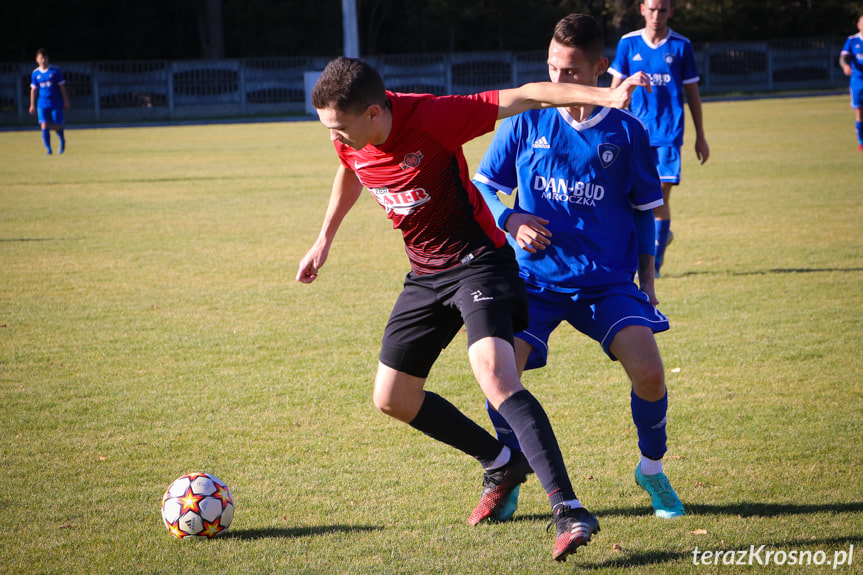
[37,106,64,126]
[652,145,681,185]
[517,282,669,370]
[850,77,863,109]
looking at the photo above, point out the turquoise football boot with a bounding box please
[635,463,685,518]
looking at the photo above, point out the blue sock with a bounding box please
[58,129,66,153]
[655,219,671,272]
[486,398,521,451]
[856,122,862,146]
[41,129,52,153]
[631,390,668,460]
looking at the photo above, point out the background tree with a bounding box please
[1,0,860,61]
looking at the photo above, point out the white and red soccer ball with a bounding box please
[161,473,234,539]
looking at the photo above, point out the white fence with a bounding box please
[0,37,848,125]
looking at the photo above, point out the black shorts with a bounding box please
[379,245,529,378]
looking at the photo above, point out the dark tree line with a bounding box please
[2,0,861,62]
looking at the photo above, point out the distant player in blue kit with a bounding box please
[474,13,685,522]
[840,14,863,151]
[609,0,709,277]
[29,48,70,155]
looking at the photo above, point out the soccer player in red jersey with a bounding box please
[297,56,649,561]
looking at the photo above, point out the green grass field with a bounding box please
[1,95,861,574]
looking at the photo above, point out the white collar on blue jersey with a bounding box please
[640,27,674,49]
[556,106,610,131]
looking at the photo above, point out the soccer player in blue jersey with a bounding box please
[473,12,685,522]
[299,55,651,561]
[609,0,709,277]
[840,14,863,151]
[29,48,70,155]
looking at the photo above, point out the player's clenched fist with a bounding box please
[612,72,652,109]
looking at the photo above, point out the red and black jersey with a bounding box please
[334,91,506,275]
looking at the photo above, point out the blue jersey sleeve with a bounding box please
[627,114,664,210]
[843,36,863,78]
[609,38,631,78]
[472,179,514,231]
[681,41,700,84]
[842,36,856,63]
[627,114,662,256]
[474,116,522,230]
[475,115,520,193]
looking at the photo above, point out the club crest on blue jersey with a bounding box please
[598,143,620,168]
[664,53,675,66]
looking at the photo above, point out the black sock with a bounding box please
[497,389,576,508]
[409,391,502,467]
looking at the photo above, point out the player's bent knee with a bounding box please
[632,367,666,402]
[371,390,412,421]
[372,372,425,422]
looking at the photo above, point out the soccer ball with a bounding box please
[161,472,235,539]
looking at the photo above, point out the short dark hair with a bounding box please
[552,14,605,60]
[36,48,49,59]
[311,57,387,116]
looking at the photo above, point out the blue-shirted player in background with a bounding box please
[474,13,685,523]
[609,0,709,277]
[29,48,70,155]
[840,14,863,151]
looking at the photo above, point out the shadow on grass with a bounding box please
[579,549,689,570]
[483,502,863,523]
[494,510,862,569]
[481,515,692,568]
[0,237,71,242]
[673,267,863,278]
[687,501,863,517]
[781,535,862,547]
[598,501,863,518]
[577,536,862,570]
[225,524,383,540]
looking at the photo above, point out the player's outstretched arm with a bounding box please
[296,165,364,284]
[840,53,853,76]
[634,208,658,305]
[496,73,650,119]
[684,83,709,164]
[60,84,71,110]
[637,254,659,306]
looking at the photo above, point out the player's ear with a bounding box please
[367,103,383,122]
[595,57,609,79]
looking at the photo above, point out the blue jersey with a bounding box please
[30,66,66,109]
[475,107,663,292]
[842,33,863,81]
[609,29,699,147]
